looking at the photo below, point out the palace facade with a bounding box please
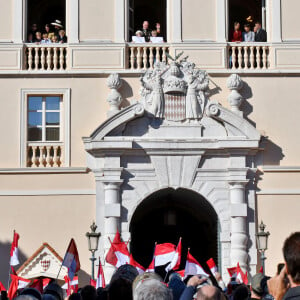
[0,0,300,285]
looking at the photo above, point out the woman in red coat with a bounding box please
[231,22,242,42]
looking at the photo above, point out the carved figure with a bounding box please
[186,74,202,119]
[140,73,165,118]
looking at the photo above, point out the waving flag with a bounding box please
[236,263,248,285]
[8,274,30,299]
[30,278,51,293]
[96,257,106,288]
[166,238,182,272]
[130,255,145,275]
[207,258,218,275]
[184,249,209,278]
[10,231,20,266]
[227,266,237,278]
[154,243,176,267]
[0,281,6,292]
[112,241,130,267]
[105,230,122,266]
[62,239,81,280]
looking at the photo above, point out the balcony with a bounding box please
[0,42,289,73]
[27,142,63,167]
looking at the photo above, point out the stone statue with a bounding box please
[140,72,165,118]
[186,73,202,120]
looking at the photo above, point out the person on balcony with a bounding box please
[35,32,42,43]
[41,33,51,44]
[58,30,68,43]
[51,20,64,38]
[44,24,54,40]
[242,24,255,42]
[141,21,152,42]
[231,22,242,42]
[254,22,267,42]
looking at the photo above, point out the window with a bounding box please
[21,89,70,168]
[128,0,167,42]
[28,96,61,142]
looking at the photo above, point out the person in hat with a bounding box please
[51,20,63,39]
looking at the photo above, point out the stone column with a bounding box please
[13,0,24,43]
[229,181,248,271]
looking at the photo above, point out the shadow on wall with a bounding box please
[240,81,256,128]
[120,79,134,108]
[0,241,27,287]
[261,137,285,166]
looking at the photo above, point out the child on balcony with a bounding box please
[58,30,68,43]
[35,32,42,43]
[231,22,242,42]
[41,33,51,44]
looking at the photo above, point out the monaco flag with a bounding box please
[154,243,176,267]
[112,241,130,267]
[62,276,79,294]
[8,274,30,299]
[236,263,248,285]
[227,266,237,278]
[206,258,218,275]
[62,239,81,280]
[130,255,145,275]
[96,258,106,288]
[10,231,20,266]
[30,278,51,293]
[0,281,6,292]
[165,238,182,272]
[105,230,122,266]
[184,249,209,278]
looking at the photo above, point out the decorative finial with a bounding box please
[106,73,123,117]
[90,221,97,233]
[227,74,244,115]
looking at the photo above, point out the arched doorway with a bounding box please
[129,188,218,274]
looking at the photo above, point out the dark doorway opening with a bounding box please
[228,0,263,41]
[130,188,218,276]
[27,0,65,38]
[129,0,167,41]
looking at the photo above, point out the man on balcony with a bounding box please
[254,22,267,42]
[141,21,152,42]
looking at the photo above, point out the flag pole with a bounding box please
[56,263,63,280]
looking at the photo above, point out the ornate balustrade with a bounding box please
[27,142,63,167]
[24,44,68,71]
[228,43,270,70]
[127,43,169,70]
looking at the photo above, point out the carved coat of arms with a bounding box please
[140,52,209,122]
[40,259,51,272]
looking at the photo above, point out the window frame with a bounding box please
[20,88,71,167]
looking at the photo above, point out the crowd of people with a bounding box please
[27,20,67,44]
[132,21,164,43]
[2,231,300,300]
[230,21,267,43]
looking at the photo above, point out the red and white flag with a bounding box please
[96,257,106,289]
[90,279,96,288]
[62,239,81,280]
[62,276,78,295]
[184,249,209,278]
[154,243,176,267]
[0,281,6,292]
[236,263,248,285]
[130,255,145,275]
[259,266,263,274]
[146,256,155,273]
[206,258,218,275]
[105,230,122,266]
[30,278,51,293]
[166,238,182,272]
[227,266,237,278]
[10,231,20,266]
[112,241,130,267]
[8,274,30,299]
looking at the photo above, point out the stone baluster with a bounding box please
[156,46,160,63]
[238,46,243,69]
[227,74,244,115]
[263,46,268,69]
[46,146,52,167]
[40,47,46,70]
[53,47,58,70]
[38,146,45,168]
[162,47,167,63]
[59,146,63,167]
[34,47,39,70]
[231,46,237,69]
[130,47,135,69]
[244,46,249,69]
[149,47,154,68]
[31,146,37,167]
[229,181,248,271]
[250,46,255,70]
[143,47,147,69]
[257,46,262,69]
[136,47,142,70]
[28,48,33,70]
[59,47,64,70]
[47,48,51,70]
[53,146,58,167]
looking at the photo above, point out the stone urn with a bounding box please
[227,74,244,113]
[106,73,123,116]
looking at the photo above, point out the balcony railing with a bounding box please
[27,142,63,167]
[127,43,169,70]
[228,43,270,70]
[24,44,68,71]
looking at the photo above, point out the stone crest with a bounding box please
[140,52,209,122]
